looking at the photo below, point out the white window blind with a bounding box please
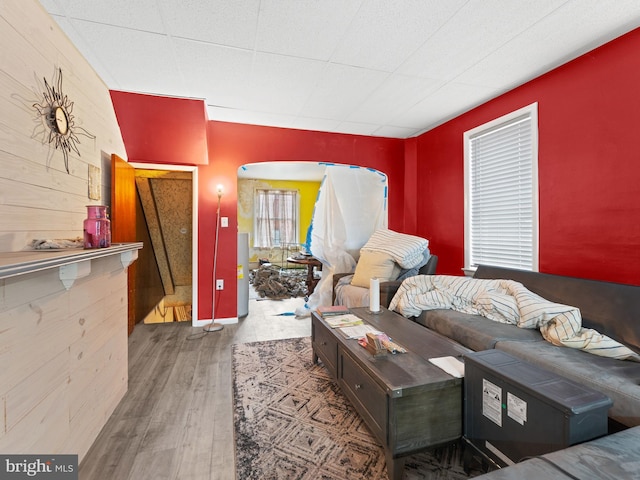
[465,103,538,272]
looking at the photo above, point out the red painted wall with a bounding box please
[110,91,209,165]
[200,121,405,320]
[113,28,640,321]
[112,91,405,320]
[416,28,640,285]
[403,137,419,234]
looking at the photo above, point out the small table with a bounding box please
[312,307,472,480]
[286,255,322,295]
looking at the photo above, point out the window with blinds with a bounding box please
[464,103,538,272]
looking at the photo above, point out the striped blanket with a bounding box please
[389,275,640,361]
[361,229,428,269]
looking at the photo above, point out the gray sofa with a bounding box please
[367,265,640,428]
[473,424,640,479]
[332,255,438,308]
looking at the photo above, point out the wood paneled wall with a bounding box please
[0,255,128,460]
[0,0,126,252]
[0,0,130,460]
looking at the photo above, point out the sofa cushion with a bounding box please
[496,339,640,427]
[350,250,401,287]
[335,275,370,308]
[472,425,640,479]
[414,309,543,352]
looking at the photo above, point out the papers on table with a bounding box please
[325,314,364,328]
[429,356,465,378]
[322,313,382,340]
[339,324,382,339]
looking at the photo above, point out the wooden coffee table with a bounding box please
[312,307,472,480]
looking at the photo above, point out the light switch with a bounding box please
[221,217,229,227]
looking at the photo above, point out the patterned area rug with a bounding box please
[232,336,484,480]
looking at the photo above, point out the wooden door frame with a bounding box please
[131,162,199,326]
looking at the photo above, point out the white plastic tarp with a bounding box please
[297,164,387,315]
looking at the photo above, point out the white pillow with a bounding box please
[361,229,429,269]
[351,250,402,288]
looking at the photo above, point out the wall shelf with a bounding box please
[0,243,143,288]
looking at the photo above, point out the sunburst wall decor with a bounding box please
[33,67,95,173]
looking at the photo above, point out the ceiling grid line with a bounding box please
[39,0,640,138]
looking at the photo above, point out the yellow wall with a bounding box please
[237,178,321,265]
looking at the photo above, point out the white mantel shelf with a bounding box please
[0,243,143,287]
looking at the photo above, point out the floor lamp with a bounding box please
[204,184,224,333]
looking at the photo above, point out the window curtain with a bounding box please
[254,189,297,248]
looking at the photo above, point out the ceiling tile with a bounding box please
[289,116,341,134]
[255,0,360,60]
[173,39,254,107]
[390,82,498,131]
[69,19,185,95]
[373,125,419,138]
[347,73,443,124]
[243,53,327,115]
[48,15,120,88]
[299,63,388,120]
[456,0,640,89]
[37,0,64,15]
[49,0,166,32]
[330,0,466,71]
[39,0,640,138]
[206,105,298,131]
[334,120,380,137]
[158,0,260,49]
[397,0,566,80]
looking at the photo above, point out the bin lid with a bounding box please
[464,350,613,415]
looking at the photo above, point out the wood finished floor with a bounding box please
[78,291,310,480]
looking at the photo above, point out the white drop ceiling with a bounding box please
[39,0,640,139]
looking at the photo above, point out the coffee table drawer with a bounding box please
[339,347,387,442]
[312,316,338,377]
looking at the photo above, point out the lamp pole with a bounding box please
[204,184,224,333]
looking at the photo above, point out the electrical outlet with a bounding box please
[221,216,229,227]
[216,279,224,290]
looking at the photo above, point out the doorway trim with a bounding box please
[130,162,199,326]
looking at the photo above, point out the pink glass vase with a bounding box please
[84,205,111,249]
